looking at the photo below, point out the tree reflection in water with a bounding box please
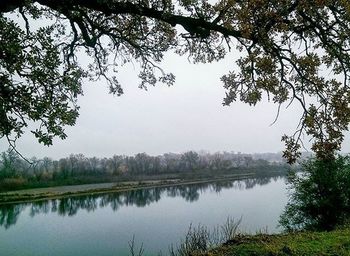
[0,176,283,229]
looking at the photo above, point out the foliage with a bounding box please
[280,155,350,231]
[1,1,350,161]
[0,11,82,146]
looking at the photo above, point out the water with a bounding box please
[0,176,288,255]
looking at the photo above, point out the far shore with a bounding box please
[0,173,260,205]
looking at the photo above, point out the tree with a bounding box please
[0,150,18,179]
[181,151,200,171]
[2,1,350,162]
[280,155,350,231]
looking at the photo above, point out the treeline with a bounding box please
[0,150,290,191]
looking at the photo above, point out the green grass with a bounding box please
[206,229,350,256]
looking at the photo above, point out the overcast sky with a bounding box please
[1,48,349,159]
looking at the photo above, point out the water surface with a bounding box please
[0,176,287,255]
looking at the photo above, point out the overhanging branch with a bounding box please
[36,0,246,39]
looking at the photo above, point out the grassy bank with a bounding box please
[207,229,350,256]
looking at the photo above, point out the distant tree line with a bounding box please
[0,150,292,191]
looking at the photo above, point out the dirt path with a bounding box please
[1,182,121,195]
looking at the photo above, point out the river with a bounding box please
[0,176,288,255]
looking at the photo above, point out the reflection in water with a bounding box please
[0,176,283,229]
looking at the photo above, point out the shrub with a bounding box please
[0,177,27,191]
[280,155,350,231]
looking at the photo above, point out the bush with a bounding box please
[0,177,27,191]
[280,155,350,231]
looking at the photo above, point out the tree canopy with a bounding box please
[1,0,350,162]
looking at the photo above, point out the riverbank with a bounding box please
[207,228,350,256]
[0,173,257,205]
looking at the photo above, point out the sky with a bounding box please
[2,47,329,159]
[2,8,350,159]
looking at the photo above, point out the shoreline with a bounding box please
[0,173,258,205]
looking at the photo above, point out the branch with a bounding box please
[37,0,246,40]
[0,0,26,12]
